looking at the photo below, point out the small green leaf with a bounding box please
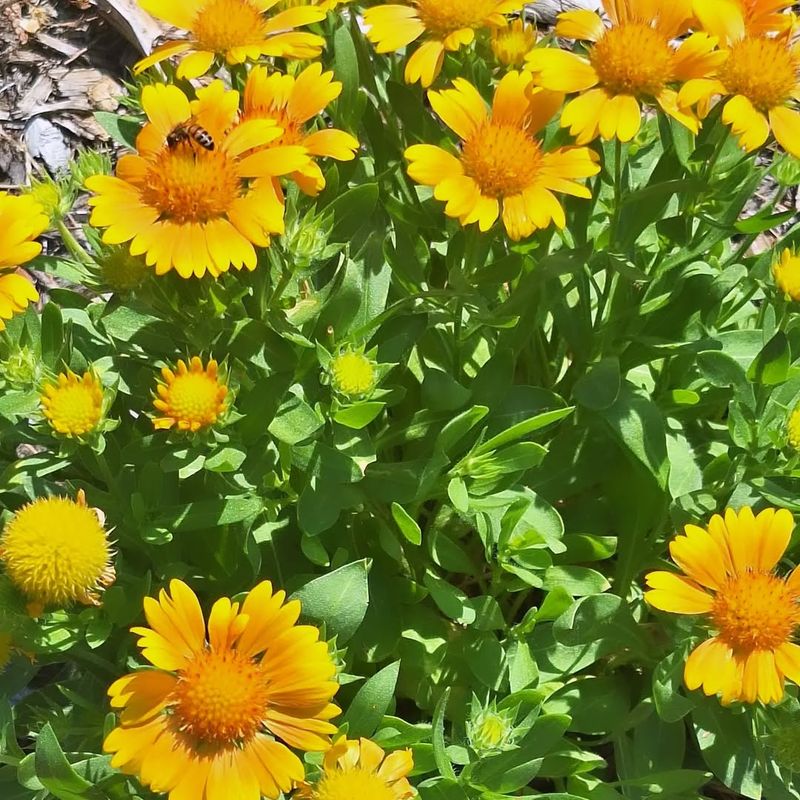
[341,661,400,738]
[447,476,469,513]
[292,560,370,643]
[333,401,384,429]
[34,723,93,799]
[390,503,422,545]
[432,688,456,780]
[747,332,790,386]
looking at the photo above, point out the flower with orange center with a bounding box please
[491,17,536,67]
[40,370,104,438]
[104,579,339,800]
[681,4,800,157]
[295,737,414,800]
[242,63,359,196]
[134,0,326,79]
[0,193,48,330]
[364,0,524,88]
[405,71,600,240]
[525,0,722,143]
[86,81,309,279]
[644,506,800,704]
[692,0,793,38]
[153,357,228,432]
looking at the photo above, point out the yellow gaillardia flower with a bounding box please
[134,0,326,79]
[104,579,340,800]
[86,82,307,280]
[491,18,536,67]
[772,247,800,300]
[644,506,800,704]
[153,357,228,432]
[331,350,376,397]
[525,0,721,144]
[40,370,104,438]
[405,71,600,240]
[0,490,115,615]
[242,64,359,196]
[295,737,414,800]
[364,0,523,88]
[693,0,793,38]
[278,0,347,8]
[682,2,800,157]
[0,193,48,330]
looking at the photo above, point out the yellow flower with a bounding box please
[242,63,359,196]
[693,0,793,38]
[682,4,800,157]
[104,579,339,800]
[525,0,722,143]
[134,0,326,79]
[0,193,48,330]
[295,737,414,800]
[0,490,114,615]
[644,506,800,704]
[153,356,228,432]
[40,370,104,438]
[788,404,800,449]
[364,0,523,87]
[331,350,376,396]
[405,71,600,240]
[86,81,305,279]
[773,247,800,300]
[491,17,536,67]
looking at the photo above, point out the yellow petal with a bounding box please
[525,48,598,93]
[598,93,641,142]
[555,9,605,40]
[722,95,770,152]
[428,78,488,140]
[684,637,736,694]
[405,39,446,87]
[644,571,714,614]
[769,106,800,159]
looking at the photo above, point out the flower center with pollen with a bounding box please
[719,36,799,112]
[166,372,224,426]
[192,0,268,51]
[461,122,542,198]
[590,23,674,97]
[172,649,269,746]
[711,571,800,652]
[314,769,396,800]
[414,0,498,36]
[142,148,240,224]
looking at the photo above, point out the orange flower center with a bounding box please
[172,649,269,746]
[314,768,396,800]
[192,0,268,52]
[414,0,499,36]
[719,36,799,112]
[142,148,240,224]
[461,122,542,197]
[590,23,674,97]
[164,372,225,426]
[711,571,800,653]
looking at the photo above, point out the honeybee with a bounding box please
[166,120,215,152]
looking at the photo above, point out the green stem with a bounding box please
[55,220,95,268]
[610,138,623,246]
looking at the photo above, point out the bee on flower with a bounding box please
[405,71,600,240]
[525,0,723,143]
[86,81,311,279]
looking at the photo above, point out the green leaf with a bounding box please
[204,447,246,473]
[544,567,610,596]
[474,407,574,456]
[573,359,620,411]
[332,22,361,128]
[40,302,63,369]
[447,476,469,513]
[553,594,649,655]
[93,111,140,148]
[154,496,262,532]
[334,401,384,429]
[508,639,539,692]
[34,723,93,799]
[547,676,630,734]
[391,503,422,545]
[432,688,456,781]
[341,661,400,738]
[747,332,790,386]
[292,559,370,643]
[328,184,379,242]
[423,571,475,624]
[268,395,324,444]
[436,405,489,455]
